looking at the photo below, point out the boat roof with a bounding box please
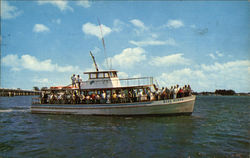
[84,70,118,74]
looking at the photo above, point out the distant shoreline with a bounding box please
[193,92,250,96]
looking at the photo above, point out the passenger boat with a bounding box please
[31,64,196,116]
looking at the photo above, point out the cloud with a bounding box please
[130,19,148,34]
[149,53,191,67]
[52,18,61,24]
[156,60,250,92]
[33,24,50,33]
[201,60,250,72]
[215,51,223,57]
[209,53,216,59]
[113,19,126,32]
[1,1,22,19]
[82,22,112,39]
[157,68,206,89]
[91,47,101,55]
[37,0,73,11]
[118,72,129,78]
[2,54,80,72]
[76,0,90,8]
[32,78,49,84]
[130,19,148,30]
[209,51,224,60]
[165,20,184,29]
[106,47,146,69]
[129,38,176,47]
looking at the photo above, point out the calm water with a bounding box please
[0,96,249,158]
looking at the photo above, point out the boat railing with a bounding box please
[119,77,153,87]
[81,77,154,88]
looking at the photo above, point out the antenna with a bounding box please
[90,51,99,72]
[97,18,109,70]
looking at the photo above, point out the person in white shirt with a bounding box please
[173,86,178,99]
[71,74,76,88]
[76,75,81,88]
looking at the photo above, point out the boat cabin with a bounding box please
[80,70,121,90]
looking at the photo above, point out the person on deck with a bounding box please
[112,92,117,103]
[173,86,178,99]
[178,88,184,98]
[71,74,76,88]
[101,90,107,103]
[76,75,81,89]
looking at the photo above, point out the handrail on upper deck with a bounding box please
[82,77,154,87]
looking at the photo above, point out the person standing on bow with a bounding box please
[76,75,81,89]
[71,74,76,88]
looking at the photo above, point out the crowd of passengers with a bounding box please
[41,85,192,104]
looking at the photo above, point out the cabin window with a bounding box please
[90,73,97,79]
[104,73,109,78]
[109,72,113,77]
[98,73,104,78]
[113,72,117,77]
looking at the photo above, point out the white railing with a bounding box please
[81,77,154,89]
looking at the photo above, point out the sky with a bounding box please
[1,0,249,92]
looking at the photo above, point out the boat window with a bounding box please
[98,73,104,78]
[90,73,97,79]
[104,73,109,78]
[113,72,117,77]
[109,72,114,77]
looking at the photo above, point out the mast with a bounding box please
[90,51,99,72]
[97,18,109,69]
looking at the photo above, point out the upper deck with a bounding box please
[81,70,153,90]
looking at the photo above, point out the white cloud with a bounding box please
[149,53,191,67]
[209,51,224,60]
[130,19,148,34]
[76,0,90,8]
[113,19,125,32]
[91,47,101,55]
[156,60,250,92]
[82,22,112,39]
[1,1,22,19]
[130,19,148,30]
[2,54,80,72]
[32,78,49,84]
[215,51,223,57]
[165,20,184,29]
[157,68,206,89]
[33,24,50,33]
[209,53,216,59]
[118,72,129,78]
[201,60,250,72]
[37,0,73,11]
[151,33,158,39]
[130,38,176,47]
[52,18,61,24]
[106,47,146,69]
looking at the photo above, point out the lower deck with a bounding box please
[31,96,196,116]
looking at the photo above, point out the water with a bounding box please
[0,96,249,157]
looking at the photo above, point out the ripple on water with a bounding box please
[0,96,250,157]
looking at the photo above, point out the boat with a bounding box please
[31,22,195,115]
[31,53,196,116]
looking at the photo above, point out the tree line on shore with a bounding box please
[192,89,249,96]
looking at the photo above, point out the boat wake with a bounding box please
[0,109,29,113]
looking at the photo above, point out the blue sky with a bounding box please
[1,0,249,92]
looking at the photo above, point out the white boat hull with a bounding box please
[31,96,196,116]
